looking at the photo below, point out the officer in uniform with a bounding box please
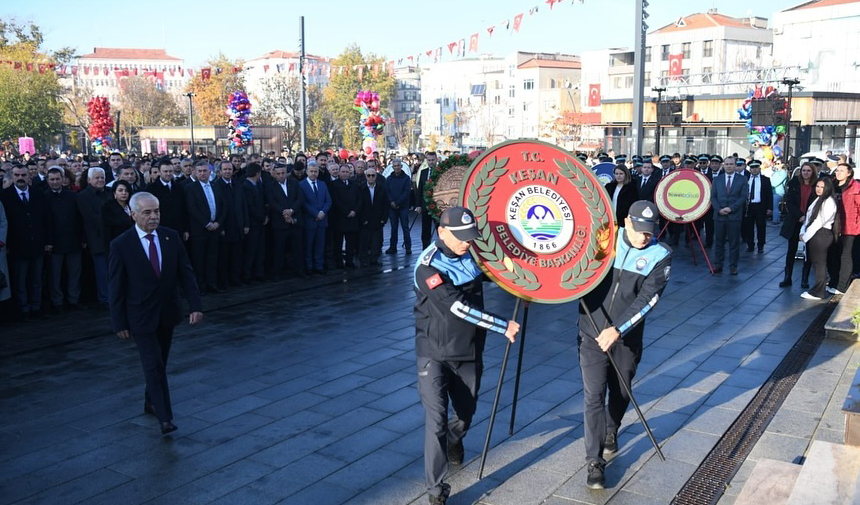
[413,206,520,505]
[578,201,672,489]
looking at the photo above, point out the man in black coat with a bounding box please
[184,161,226,293]
[45,167,84,312]
[414,152,437,250]
[76,167,111,306]
[109,191,202,435]
[214,161,248,288]
[358,168,389,266]
[242,163,268,283]
[264,164,305,279]
[742,159,773,253]
[635,159,660,203]
[330,166,362,268]
[0,165,52,319]
[145,160,188,241]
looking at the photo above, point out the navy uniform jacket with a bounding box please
[413,240,508,361]
[108,226,202,334]
[578,230,672,343]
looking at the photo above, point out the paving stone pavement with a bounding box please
[0,223,844,505]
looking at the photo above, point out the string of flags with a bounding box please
[0,0,583,85]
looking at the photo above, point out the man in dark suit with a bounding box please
[711,156,749,275]
[184,161,226,293]
[109,191,202,435]
[77,167,111,306]
[635,159,660,203]
[330,165,362,269]
[0,165,51,319]
[299,163,332,275]
[214,161,248,288]
[265,163,304,279]
[146,160,188,241]
[414,152,437,249]
[45,167,84,313]
[359,168,389,266]
[242,162,268,282]
[742,159,772,253]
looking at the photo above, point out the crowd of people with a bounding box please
[592,150,859,299]
[0,148,442,323]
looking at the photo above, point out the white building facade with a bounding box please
[243,50,331,115]
[75,48,189,104]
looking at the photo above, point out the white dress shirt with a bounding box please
[136,225,162,269]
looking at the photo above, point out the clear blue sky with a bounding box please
[7,0,800,67]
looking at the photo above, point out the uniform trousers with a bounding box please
[417,356,482,498]
[579,332,642,464]
[134,321,175,423]
[742,202,767,250]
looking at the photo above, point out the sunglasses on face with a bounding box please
[366,174,376,177]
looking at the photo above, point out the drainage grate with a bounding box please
[672,300,839,505]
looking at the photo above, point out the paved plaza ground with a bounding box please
[1,223,855,505]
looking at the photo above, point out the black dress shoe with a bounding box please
[758,248,764,254]
[713,267,723,274]
[745,246,754,252]
[313,269,327,276]
[730,267,738,275]
[586,461,605,489]
[384,248,396,254]
[405,249,412,255]
[144,403,156,416]
[160,421,178,435]
[779,280,792,288]
[801,281,810,289]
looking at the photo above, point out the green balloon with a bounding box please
[775,125,786,134]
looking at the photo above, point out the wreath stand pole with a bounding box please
[477,298,521,480]
[508,301,530,435]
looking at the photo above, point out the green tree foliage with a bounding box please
[183,53,246,125]
[0,21,70,150]
[118,75,184,147]
[322,45,394,151]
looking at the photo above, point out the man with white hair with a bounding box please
[109,191,202,435]
[76,167,111,307]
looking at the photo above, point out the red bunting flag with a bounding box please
[71,66,78,75]
[263,64,270,73]
[201,68,211,81]
[513,13,524,32]
[448,41,458,55]
[232,66,242,74]
[487,26,495,37]
[82,65,88,75]
[179,67,184,76]
[188,69,194,77]
[169,68,175,76]
[289,63,295,72]
[546,0,556,9]
[588,84,601,107]
[26,63,33,72]
[37,64,46,74]
[103,67,108,75]
[407,56,414,65]
[469,33,479,53]
[426,50,433,58]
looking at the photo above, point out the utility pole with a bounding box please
[299,16,307,152]
[185,92,196,155]
[653,86,665,155]
[631,0,649,155]
[781,78,800,166]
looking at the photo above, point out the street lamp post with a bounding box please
[653,86,666,155]
[780,78,800,166]
[185,92,196,155]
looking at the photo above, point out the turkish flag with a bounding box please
[263,64,269,73]
[588,84,601,107]
[201,67,211,81]
[469,33,479,53]
[448,41,458,54]
[513,13,524,33]
[669,54,683,78]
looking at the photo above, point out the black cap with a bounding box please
[809,157,825,166]
[683,157,696,165]
[632,155,643,163]
[698,154,710,162]
[440,206,480,241]
[748,159,762,169]
[711,155,723,163]
[659,155,671,162]
[628,201,660,235]
[615,155,627,164]
[576,152,588,161]
[736,158,747,167]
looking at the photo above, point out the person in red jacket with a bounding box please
[827,163,860,294]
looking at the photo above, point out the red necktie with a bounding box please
[145,234,160,277]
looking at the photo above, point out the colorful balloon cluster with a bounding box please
[353,90,386,155]
[87,96,114,153]
[737,85,787,160]
[227,91,253,149]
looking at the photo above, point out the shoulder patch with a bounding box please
[421,245,437,266]
[426,273,443,290]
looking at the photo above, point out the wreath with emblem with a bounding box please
[423,154,473,221]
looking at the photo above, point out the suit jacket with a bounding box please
[746,174,773,212]
[711,173,749,221]
[102,200,134,251]
[415,164,432,210]
[331,179,363,233]
[635,174,661,203]
[45,188,82,254]
[214,178,249,242]
[146,180,188,236]
[0,186,51,259]
[264,179,303,231]
[605,181,639,222]
[243,178,267,229]
[359,184,389,230]
[298,178,332,229]
[76,185,110,254]
[108,226,202,334]
[184,180,226,238]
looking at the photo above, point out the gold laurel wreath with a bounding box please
[555,159,611,289]
[467,157,542,291]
